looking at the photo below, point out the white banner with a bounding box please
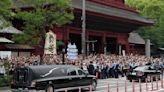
[67,43,78,61]
[44,30,56,55]
[0,51,11,59]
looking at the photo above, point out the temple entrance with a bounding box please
[88,36,102,53]
[69,33,81,54]
[106,37,117,54]
[118,44,126,55]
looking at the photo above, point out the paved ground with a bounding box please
[0,77,164,92]
[95,77,163,92]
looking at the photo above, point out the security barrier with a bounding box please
[46,76,164,92]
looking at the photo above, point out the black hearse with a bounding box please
[11,65,97,92]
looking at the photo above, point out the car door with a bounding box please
[66,68,79,87]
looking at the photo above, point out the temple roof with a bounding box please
[5,44,34,50]
[0,37,14,43]
[72,0,154,25]
[12,0,154,25]
[0,26,23,34]
[128,32,145,44]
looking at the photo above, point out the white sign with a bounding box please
[122,50,126,56]
[67,43,78,61]
[0,51,11,59]
[44,30,57,54]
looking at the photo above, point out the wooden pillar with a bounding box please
[125,43,130,55]
[63,26,69,48]
[86,30,89,55]
[125,36,130,55]
[119,44,122,55]
[103,33,106,54]
[145,39,151,57]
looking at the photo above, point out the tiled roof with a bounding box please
[0,26,23,34]
[158,48,164,51]
[12,0,154,25]
[5,44,34,50]
[128,32,145,44]
[72,0,154,25]
[0,37,14,43]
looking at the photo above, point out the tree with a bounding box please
[126,0,164,48]
[0,0,13,28]
[12,0,74,64]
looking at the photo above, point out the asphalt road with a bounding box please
[0,77,164,92]
[94,77,162,92]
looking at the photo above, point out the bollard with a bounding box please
[65,88,67,92]
[108,81,110,92]
[116,79,119,92]
[146,79,148,92]
[161,77,164,88]
[79,87,81,92]
[50,87,53,92]
[96,72,99,79]
[156,77,158,90]
[124,80,127,92]
[139,79,142,92]
[89,85,92,92]
[132,80,135,92]
[46,84,55,92]
[151,77,154,91]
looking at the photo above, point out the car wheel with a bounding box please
[147,75,151,82]
[91,80,97,91]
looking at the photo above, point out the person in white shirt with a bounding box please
[0,64,6,77]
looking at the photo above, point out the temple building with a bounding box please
[52,0,154,55]
[7,0,154,56]
[128,32,147,55]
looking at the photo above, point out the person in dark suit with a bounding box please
[88,61,95,75]
[114,64,119,78]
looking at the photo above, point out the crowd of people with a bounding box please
[0,54,164,79]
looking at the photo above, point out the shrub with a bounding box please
[0,75,12,87]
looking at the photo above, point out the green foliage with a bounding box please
[0,75,12,87]
[12,0,74,45]
[0,0,13,28]
[126,0,164,48]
